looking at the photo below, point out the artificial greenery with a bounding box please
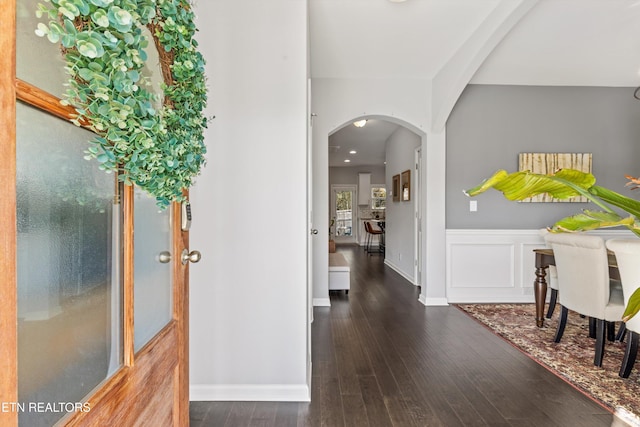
[35,0,207,207]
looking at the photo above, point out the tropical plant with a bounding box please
[465,169,640,236]
[464,169,640,320]
[35,0,208,208]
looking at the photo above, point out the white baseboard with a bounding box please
[190,384,311,402]
[383,259,415,285]
[419,295,449,306]
[447,295,534,304]
[312,298,331,307]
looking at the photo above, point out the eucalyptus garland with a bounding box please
[35,0,207,207]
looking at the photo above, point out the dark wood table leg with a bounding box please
[534,253,548,328]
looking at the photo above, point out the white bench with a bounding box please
[329,252,350,293]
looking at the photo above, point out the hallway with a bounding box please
[190,244,612,426]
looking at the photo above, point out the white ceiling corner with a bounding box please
[312,0,640,167]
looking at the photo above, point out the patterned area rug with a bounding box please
[457,303,640,418]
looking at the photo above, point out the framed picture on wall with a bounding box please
[392,174,400,202]
[401,170,411,201]
[518,152,592,202]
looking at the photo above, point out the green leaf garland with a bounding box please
[36,0,207,208]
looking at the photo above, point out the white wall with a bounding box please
[384,127,421,282]
[189,0,310,401]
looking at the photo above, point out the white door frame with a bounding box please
[414,147,423,286]
[306,79,314,396]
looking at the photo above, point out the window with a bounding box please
[371,187,386,210]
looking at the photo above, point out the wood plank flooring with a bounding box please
[190,244,613,426]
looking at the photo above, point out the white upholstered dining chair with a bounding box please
[544,232,625,367]
[606,239,640,378]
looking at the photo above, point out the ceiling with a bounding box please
[310,0,502,79]
[313,0,640,167]
[470,0,640,86]
[328,119,400,167]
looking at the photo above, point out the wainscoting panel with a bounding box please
[449,243,514,288]
[445,229,633,303]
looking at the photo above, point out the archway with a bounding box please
[328,117,422,287]
[311,107,445,308]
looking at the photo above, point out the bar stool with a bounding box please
[364,221,383,255]
[362,221,370,252]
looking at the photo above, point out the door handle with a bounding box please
[158,251,172,264]
[181,249,202,265]
[311,229,319,235]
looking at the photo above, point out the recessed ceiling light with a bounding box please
[344,159,351,163]
[349,150,357,154]
[388,0,407,2]
[353,120,367,128]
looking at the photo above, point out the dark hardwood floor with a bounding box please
[190,244,613,426]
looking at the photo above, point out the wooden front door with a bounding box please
[1,1,192,425]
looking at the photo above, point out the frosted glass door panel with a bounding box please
[16,0,68,97]
[16,102,121,427]
[134,188,173,352]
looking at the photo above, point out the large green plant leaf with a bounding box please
[551,210,638,232]
[464,169,597,202]
[465,169,640,237]
[623,288,640,322]
[590,186,640,219]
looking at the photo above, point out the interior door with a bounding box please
[0,1,195,425]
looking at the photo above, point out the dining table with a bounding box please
[532,248,620,328]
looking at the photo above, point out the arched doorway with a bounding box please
[328,118,422,286]
[310,108,444,308]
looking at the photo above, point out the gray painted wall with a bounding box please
[446,84,640,229]
[329,165,385,187]
[385,127,421,279]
